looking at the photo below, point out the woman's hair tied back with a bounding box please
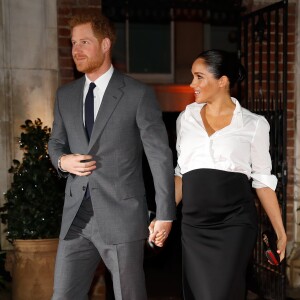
[196,49,246,88]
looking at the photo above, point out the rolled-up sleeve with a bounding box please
[250,116,277,191]
[174,164,182,177]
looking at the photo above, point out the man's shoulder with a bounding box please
[113,69,149,90]
[57,76,85,94]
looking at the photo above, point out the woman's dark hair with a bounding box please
[196,49,246,88]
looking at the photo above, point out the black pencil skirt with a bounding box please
[181,169,258,300]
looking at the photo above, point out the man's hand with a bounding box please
[60,154,96,176]
[148,220,172,248]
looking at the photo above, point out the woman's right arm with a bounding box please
[174,112,184,207]
[175,175,182,206]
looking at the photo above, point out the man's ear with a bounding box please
[102,38,111,53]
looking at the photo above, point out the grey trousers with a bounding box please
[51,197,147,300]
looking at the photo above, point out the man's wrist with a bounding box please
[58,154,68,172]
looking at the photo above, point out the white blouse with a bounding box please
[175,98,277,191]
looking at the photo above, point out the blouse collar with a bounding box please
[186,97,244,129]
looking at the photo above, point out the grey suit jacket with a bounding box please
[48,70,176,244]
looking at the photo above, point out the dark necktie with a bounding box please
[85,82,96,140]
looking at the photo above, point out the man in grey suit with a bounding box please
[48,12,176,300]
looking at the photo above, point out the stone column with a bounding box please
[0,0,58,249]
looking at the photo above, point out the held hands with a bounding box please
[148,219,172,247]
[60,154,96,176]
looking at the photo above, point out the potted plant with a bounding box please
[0,119,65,300]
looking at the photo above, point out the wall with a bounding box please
[247,0,300,288]
[286,1,297,245]
[0,0,59,249]
[287,0,300,288]
[293,0,300,247]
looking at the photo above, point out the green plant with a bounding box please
[0,119,65,241]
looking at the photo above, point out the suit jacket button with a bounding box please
[82,186,86,191]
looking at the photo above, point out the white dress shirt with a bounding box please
[175,98,277,191]
[83,65,114,124]
[83,65,172,223]
[58,67,114,173]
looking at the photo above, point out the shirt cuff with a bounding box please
[174,165,182,177]
[251,173,277,191]
[157,220,173,222]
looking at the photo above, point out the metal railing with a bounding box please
[239,1,288,299]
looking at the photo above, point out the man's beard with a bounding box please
[74,56,104,74]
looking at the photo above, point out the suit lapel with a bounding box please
[88,70,124,150]
[73,77,89,148]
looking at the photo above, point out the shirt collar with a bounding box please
[231,97,243,128]
[187,97,244,128]
[84,65,114,89]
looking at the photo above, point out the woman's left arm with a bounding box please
[256,187,287,262]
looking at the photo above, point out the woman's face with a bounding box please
[190,58,222,104]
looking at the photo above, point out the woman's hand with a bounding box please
[256,187,287,262]
[148,219,172,247]
[148,219,156,239]
[276,233,287,262]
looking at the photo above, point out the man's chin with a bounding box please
[74,61,100,74]
[74,64,86,73]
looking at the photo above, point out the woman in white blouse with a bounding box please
[174,49,287,300]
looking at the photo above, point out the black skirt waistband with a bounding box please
[182,168,256,227]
